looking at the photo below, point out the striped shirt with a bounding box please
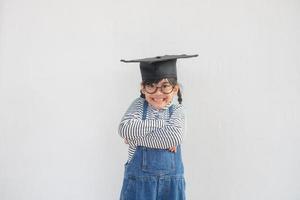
[118,97,186,161]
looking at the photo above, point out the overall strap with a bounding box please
[143,100,174,120]
[168,104,174,118]
[142,101,148,120]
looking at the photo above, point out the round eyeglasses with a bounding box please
[143,83,174,94]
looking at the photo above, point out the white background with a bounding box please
[0,0,300,199]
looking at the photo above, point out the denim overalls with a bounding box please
[120,101,186,200]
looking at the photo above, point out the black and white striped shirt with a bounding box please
[118,97,186,161]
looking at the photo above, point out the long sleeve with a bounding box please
[118,98,165,140]
[129,104,186,149]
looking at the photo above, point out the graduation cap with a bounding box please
[121,54,198,80]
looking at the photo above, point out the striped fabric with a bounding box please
[118,97,185,161]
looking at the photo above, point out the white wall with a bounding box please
[0,0,299,199]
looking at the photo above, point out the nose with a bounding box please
[153,87,164,95]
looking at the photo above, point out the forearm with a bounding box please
[118,118,164,140]
[131,125,184,149]
[118,98,165,140]
[129,106,185,149]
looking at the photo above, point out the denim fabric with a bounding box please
[120,102,185,200]
[120,146,186,200]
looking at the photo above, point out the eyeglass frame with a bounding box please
[142,83,175,94]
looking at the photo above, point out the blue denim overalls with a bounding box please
[120,101,186,200]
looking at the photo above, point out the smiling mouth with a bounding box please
[151,98,166,103]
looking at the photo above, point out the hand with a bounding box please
[124,139,129,144]
[168,146,177,153]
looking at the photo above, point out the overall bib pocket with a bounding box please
[142,147,175,174]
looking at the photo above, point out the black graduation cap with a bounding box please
[121,54,198,80]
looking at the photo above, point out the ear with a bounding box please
[173,84,179,94]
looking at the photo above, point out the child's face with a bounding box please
[141,79,179,110]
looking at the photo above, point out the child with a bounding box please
[118,54,198,200]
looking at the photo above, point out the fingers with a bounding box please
[168,146,177,152]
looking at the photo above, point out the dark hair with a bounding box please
[139,77,183,104]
